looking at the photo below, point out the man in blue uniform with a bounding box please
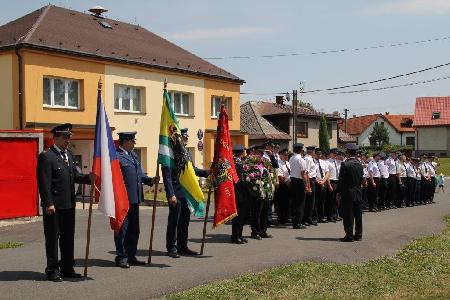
[163,128,208,258]
[115,132,159,268]
[37,123,93,282]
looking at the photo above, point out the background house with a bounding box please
[414,96,450,157]
[339,113,415,147]
[240,101,340,149]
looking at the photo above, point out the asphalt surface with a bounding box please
[0,192,449,300]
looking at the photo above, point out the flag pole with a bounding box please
[84,79,102,279]
[200,181,213,255]
[148,79,167,264]
[148,163,160,264]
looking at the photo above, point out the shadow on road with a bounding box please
[296,237,341,242]
[189,233,230,244]
[76,257,171,269]
[0,271,46,282]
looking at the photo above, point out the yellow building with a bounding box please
[0,5,246,174]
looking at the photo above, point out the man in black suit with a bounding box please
[336,143,364,242]
[37,123,92,282]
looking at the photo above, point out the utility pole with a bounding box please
[344,108,349,133]
[292,90,297,144]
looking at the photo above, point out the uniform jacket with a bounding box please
[336,157,364,198]
[117,148,153,204]
[37,146,91,209]
[162,164,208,199]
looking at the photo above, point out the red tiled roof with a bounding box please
[383,114,415,133]
[257,102,340,119]
[0,5,243,83]
[414,97,450,126]
[339,114,379,135]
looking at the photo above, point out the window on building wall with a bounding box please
[327,121,333,138]
[211,96,231,118]
[43,77,80,109]
[114,85,142,113]
[406,137,415,149]
[170,91,191,116]
[296,121,308,138]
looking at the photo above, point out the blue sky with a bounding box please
[3,0,450,116]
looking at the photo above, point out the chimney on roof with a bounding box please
[275,96,284,105]
[353,114,356,118]
[385,112,389,115]
[89,5,108,18]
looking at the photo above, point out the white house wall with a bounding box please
[356,117,412,146]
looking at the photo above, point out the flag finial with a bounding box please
[164,78,168,89]
[98,78,103,91]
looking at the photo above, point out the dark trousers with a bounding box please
[430,177,436,201]
[166,197,190,252]
[420,179,430,203]
[388,174,398,207]
[314,181,326,220]
[378,178,388,209]
[114,203,140,262]
[275,182,291,223]
[290,178,306,226]
[398,178,407,207]
[43,208,75,274]
[250,196,269,235]
[341,189,363,238]
[326,181,338,220]
[405,177,416,206]
[304,178,316,223]
[368,178,380,210]
[232,183,250,239]
[415,180,422,203]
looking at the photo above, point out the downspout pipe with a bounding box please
[15,46,23,130]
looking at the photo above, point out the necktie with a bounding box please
[286,163,291,175]
[317,160,324,178]
[60,150,68,165]
[334,160,339,177]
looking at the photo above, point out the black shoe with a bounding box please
[260,232,272,238]
[328,218,336,223]
[353,236,362,241]
[318,219,327,223]
[167,251,180,258]
[251,233,262,240]
[179,248,199,256]
[128,259,146,266]
[311,221,318,226]
[231,237,243,244]
[241,238,248,243]
[299,224,307,229]
[116,261,130,268]
[336,217,342,221]
[46,271,63,282]
[303,222,310,226]
[340,236,353,242]
[293,224,301,229]
[61,271,82,279]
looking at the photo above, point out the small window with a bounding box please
[114,85,142,113]
[297,121,308,138]
[170,91,191,116]
[432,112,441,119]
[43,77,80,109]
[381,122,385,127]
[211,96,231,118]
[327,122,332,138]
[406,137,415,148]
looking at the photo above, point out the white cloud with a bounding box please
[167,26,277,40]
[363,0,450,16]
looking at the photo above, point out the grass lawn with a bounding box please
[437,158,450,176]
[0,242,24,250]
[164,215,450,300]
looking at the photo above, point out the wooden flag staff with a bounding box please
[83,79,102,279]
[200,182,213,255]
[148,79,167,264]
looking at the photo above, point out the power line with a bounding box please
[204,35,450,60]
[240,60,450,96]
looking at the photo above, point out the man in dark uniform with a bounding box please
[336,143,364,242]
[163,128,208,258]
[37,123,92,282]
[231,144,250,244]
[115,132,159,268]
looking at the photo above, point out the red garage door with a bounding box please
[0,138,38,219]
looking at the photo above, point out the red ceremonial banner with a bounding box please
[212,105,238,227]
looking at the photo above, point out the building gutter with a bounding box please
[14,46,23,130]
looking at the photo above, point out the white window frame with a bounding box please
[170,91,191,116]
[114,84,142,113]
[211,96,231,119]
[43,77,80,109]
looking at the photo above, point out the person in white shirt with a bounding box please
[377,152,389,210]
[368,153,381,212]
[326,148,340,222]
[385,151,400,208]
[419,154,432,204]
[288,143,310,229]
[304,145,318,226]
[275,149,291,224]
[314,149,330,223]
[397,154,407,207]
[405,157,418,207]
[428,154,439,203]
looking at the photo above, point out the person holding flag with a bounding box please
[157,87,208,259]
[114,132,159,268]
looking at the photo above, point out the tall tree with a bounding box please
[319,115,330,151]
[369,122,389,146]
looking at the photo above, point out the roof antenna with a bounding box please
[89,5,108,18]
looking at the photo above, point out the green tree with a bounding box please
[319,115,330,151]
[369,123,389,146]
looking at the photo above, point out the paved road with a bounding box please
[0,192,449,300]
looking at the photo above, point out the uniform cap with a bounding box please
[293,143,304,150]
[51,123,73,136]
[117,131,137,140]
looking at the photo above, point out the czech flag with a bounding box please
[92,84,129,233]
